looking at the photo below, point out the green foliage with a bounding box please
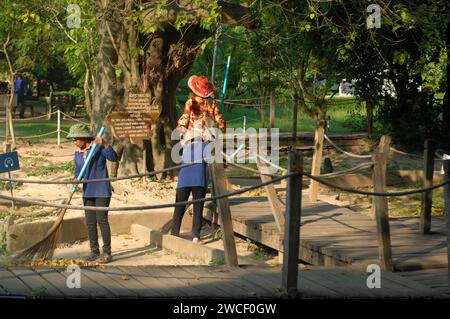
[22,158,74,177]
[31,287,48,299]
[0,230,7,255]
[208,256,225,266]
[246,239,271,261]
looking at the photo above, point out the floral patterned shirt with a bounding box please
[176,96,226,134]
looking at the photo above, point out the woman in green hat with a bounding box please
[67,124,118,263]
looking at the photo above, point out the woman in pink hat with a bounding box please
[176,75,226,140]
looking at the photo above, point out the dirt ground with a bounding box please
[0,140,280,266]
[0,139,436,266]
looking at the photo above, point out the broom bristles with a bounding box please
[13,191,75,263]
[13,209,66,263]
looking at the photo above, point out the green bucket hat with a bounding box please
[66,124,93,139]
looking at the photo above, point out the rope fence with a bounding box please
[1,168,448,211]
[324,134,372,159]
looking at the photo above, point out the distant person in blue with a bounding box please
[171,128,209,244]
[13,74,25,117]
[66,124,118,263]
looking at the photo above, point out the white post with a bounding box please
[243,115,246,136]
[57,109,61,146]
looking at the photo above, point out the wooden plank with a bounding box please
[116,266,169,297]
[0,268,31,297]
[81,267,138,298]
[160,266,226,297]
[210,163,238,266]
[309,121,325,202]
[379,270,440,296]
[181,266,264,297]
[231,266,280,297]
[9,267,65,298]
[56,267,114,298]
[372,144,394,271]
[137,266,192,297]
[100,266,156,298]
[33,267,89,298]
[256,158,285,232]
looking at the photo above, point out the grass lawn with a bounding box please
[0,118,88,141]
[177,96,363,133]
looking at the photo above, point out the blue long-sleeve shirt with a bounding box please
[14,78,25,95]
[74,144,118,198]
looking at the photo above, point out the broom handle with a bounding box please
[71,126,106,193]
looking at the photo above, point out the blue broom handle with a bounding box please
[71,126,106,192]
[219,55,231,114]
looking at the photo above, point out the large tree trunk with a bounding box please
[92,0,254,177]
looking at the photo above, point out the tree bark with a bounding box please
[270,88,275,129]
[366,100,374,135]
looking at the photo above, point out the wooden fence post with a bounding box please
[281,150,303,298]
[309,121,325,202]
[210,163,239,266]
[371,135,391,220]
[256,158,285,233]
[420,139,435,234]
[443,160,450,286]
[372,151,394,272]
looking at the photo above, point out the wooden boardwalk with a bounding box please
[0,265,445,298]
[223,194,448,272]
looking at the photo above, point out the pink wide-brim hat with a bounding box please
[188,75,214,98]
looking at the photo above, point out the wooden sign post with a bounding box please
[107,92,159,173]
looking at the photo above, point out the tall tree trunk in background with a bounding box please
[443,21,450,148]
[291,94,298,142]
[366,99,374,135]
[260,93,266,128]
[2,34,16,148]
[269,88,275,130]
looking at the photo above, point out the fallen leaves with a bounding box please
[30,258,98,267]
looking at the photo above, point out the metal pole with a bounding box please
[219,56,231,114]
[57,109,61,146]
[8,170,14,210]
[210,24,220,85]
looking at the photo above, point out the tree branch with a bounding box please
[143,1,256,29]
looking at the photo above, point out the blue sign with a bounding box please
[0,152,20,173]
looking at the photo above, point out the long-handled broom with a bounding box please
[13,126,106,262]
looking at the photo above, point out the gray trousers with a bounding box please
[83,197,111,255]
